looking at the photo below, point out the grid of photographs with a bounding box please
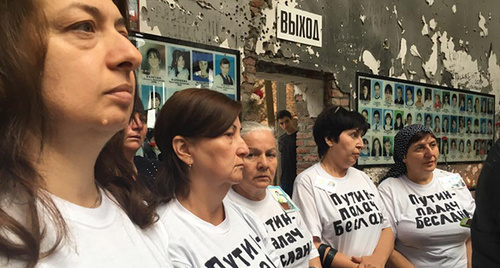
[130,33,240,127]
[357,73,495,166]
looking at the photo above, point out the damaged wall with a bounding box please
[139,0,500,184]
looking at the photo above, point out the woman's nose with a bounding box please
[257,155,269,170]
[236,136,249,157]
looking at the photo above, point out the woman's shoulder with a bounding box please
[433,168,455,178]
[377,175,405,191]
[156,200,180,224]
[347,167,375,185]
[295,163,322,184]
[223,199,265,230]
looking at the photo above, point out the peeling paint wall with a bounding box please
[139,0,500,184]
[139,0,500,101]
[141,0,251,49]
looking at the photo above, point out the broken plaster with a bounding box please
[397,38,407,66]
[360,14,366,24]
[422,33,438,79]
[421,15,429,36]
[487,52,500,111]
[410,45,422,58]
[362,50,380,74]
[478,12,489,37]
[255,0,300,55]
[439,31,489,89]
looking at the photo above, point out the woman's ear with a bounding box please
[172,135,193,166]
[324,137,334,148]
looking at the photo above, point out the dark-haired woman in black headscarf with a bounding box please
[378,125,475,268]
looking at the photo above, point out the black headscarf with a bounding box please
[381,124,433,181]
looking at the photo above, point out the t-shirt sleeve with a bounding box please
[292,174,323,239]
[456,184,476,218]
[377,180,399,237]
[363,172,392,230]
[440,171,476,218]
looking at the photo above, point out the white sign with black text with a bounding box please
[277,4,322,47]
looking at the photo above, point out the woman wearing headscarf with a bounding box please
[293,106,394,268]
[226,121,321,267]
[378,125,475,268]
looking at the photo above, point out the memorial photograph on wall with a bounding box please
[356,72,495,166]
[130,32,240,127]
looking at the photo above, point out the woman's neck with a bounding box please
[177,173,230,225]
[321,157,348,178]
[232,184,266,201]
[39,128,109,207]
[406,169,433,185]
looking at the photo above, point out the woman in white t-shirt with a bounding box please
[293,106,394,268]
[152,88,281,267]
[226,121,321,268]
[0,1,171,266]
[378,125,475,268]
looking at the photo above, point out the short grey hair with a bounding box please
[241,121,274,138]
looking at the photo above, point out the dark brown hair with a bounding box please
[0,0,154,266]
[152,88,241,205]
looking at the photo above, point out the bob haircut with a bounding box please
[153,88,241,204]
[313,106,368,158]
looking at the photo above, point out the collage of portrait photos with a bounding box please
[131,34,239,127]
[357,74,495,166]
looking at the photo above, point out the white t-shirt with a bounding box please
[157,198,281,268]
[226,187,319,267]
[1,189,172,267]
[378,169,475,268]
[292,163,391,257]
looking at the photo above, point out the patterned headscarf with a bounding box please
[381,124,433,181]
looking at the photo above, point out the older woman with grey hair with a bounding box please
[226,121,321,268]
[378,125,475,268]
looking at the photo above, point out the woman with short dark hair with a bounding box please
[378,125,475,267]
[293,106,394,268]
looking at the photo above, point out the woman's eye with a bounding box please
[225,132,234,137]
[71,21,95,33]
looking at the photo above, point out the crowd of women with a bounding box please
[0,0,497,267]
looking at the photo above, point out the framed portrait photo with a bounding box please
[130,32,241,126]
[356,72,495,166]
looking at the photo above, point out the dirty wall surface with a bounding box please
[140,0,500,184]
